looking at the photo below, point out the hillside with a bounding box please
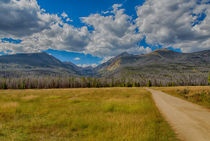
[0,49,210,84]
[95,49,210,84]
[0,52,80,77]
[96,49,210,73]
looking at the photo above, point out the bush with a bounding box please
[177,89,190,95]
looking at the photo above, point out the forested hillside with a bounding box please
[0,49,210,88]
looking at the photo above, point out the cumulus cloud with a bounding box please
[1,0,209,62]
[66,18,73,22]
[112,4,123,12]
[61,12,68,18]
[74,57,80,61]
[0,0,59,37]
[81,4,143,57]
[0,0,90,54]
[136,0,210,52]
[0,1,146,58]
[61,12,73,22]
[77,63,98,68]
[128,46,152,55]
[0,23,90,54]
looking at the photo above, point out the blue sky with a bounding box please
[45,49,102,67]
[37,0,178,64]
[37,0,146,66]
[37,0,144,27]
[38,0,146,66]
[0,0,209,67]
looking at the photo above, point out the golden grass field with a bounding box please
[154,86,210,108]
[0,88,178,141]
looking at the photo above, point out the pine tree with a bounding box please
[81,77,86,87]
[2,79,7,89]
[22,80,26,89]
[147,80,152,87]
[208,72,210,85]
[111,78,115,87]
[172,82,175,86]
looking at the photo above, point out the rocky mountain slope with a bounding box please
[95,49,210,84]
[0,52,80,77]
[0,49,210,82]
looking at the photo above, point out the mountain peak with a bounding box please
[145,49,179,56]
[0,52,64,68]
[153,49,174,53]
[117,52,130,57]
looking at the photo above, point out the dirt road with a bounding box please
[146,88,210,141]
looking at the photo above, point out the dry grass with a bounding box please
[21,95,39,100]
[1,102,19,109]
[0,88,178,141]
[154,86,210,108]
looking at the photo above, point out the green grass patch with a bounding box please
[0,88,179,141]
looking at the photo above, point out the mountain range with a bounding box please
[0,49,210,82]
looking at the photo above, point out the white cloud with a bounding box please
[102,11,109,14]
[0,23,90,54]
[0,0,59,37]
[77,63,98,68]
[1,0,209,62]
[112,4,123,12]
[136,0,210,52]
[101,56,113,63]
[0,0,90,54]
[81,4,143,57]
[74,57,80,61]
[61,12,68,18]
[61,12,73,22]
[66,18,73,22]
[128,46,152,55]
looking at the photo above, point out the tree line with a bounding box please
[0,74,209,89]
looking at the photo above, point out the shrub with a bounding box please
[177,89,190,95]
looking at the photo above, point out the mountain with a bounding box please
[0,52,80,77]
[0,49,210,83]
[95,49,210,83]
[64,62,96,76]
[0,52,65,68]
[94,52,131,72]
[96,49,210,73]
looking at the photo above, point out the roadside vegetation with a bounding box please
[155,86,210,108]
[0,88,178,141]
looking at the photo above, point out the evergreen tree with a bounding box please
[93,78,97,87]
[208,72,210,85]
[147,80,152,87]
[111,78,115,87]
[2,80,7,89]
[172,82,175,86]
[81,77,86,87]
[21,79,26,89]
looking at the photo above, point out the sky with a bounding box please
[0,0,209,67]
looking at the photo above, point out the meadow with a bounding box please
[155,86,210,108]
[0,88,178,141]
